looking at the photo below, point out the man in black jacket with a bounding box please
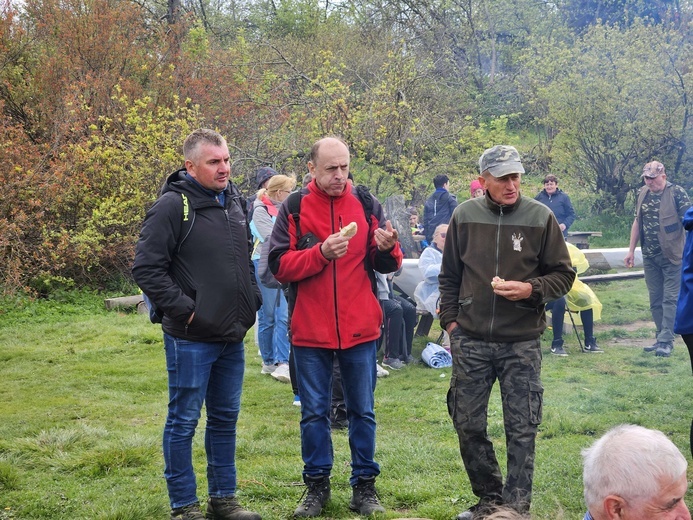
[423,174,458,242]
[133,129,262,520]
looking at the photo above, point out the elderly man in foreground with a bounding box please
[582,424,690,520]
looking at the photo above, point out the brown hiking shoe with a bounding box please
[205,496,261,520]
[171,502,204,520]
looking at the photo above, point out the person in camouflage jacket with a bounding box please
[624,160,691,358]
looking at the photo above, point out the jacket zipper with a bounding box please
[331,199,342,349]
[489,206,503,338]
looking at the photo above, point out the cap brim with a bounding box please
[487,162,525,178]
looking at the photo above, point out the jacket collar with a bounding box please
[485,191,522,214]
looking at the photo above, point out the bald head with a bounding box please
[308,137,350,197]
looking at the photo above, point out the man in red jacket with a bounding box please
[268,136,402,518]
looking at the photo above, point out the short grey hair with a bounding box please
[582,424,687,510]
[183,129,226,163]
[433,224,448,237]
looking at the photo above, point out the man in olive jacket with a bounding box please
[438,145,575,520]
[133,129,262,520]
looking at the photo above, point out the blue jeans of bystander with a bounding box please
[253,259,290,365]
[163,334,245,509]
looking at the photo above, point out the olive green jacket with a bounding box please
[439,193,575,343]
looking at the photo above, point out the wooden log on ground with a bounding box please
[104,294,144,311]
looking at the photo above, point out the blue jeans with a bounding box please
[293,341,380,485]
[253,259,290,365]
[546,297,595,345]
[643,253,681,344]
[163,334,245,509]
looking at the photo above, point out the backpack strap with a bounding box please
[353,184,377,295]
[145,191,194,323]
[177,193,195,252]
[286,190,303,240]
[355,184,374,223]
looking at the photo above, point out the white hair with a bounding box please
[582,424,687,509]
[433,223,448,236]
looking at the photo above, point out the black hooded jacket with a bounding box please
[132,169,261,343]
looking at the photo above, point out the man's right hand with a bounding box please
[446,323,459,335]
[624,252,635,268]
[320,233,350,260]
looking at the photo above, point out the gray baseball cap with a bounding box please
[479,145,525,177]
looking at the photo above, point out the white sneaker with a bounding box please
[272,363,291,383]
[261,363,277,375]
[376,363,389,378]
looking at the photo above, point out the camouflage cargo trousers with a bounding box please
[446,328,543,512]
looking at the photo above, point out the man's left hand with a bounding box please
[493,280,532,301]
[375,220,399,252]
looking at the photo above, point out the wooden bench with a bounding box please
[566,231,602,249]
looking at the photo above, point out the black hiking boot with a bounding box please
[655,343,673,357]
[349,476,385,515]
[293,475,331,518]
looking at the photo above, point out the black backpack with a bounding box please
[142,192,194,324]
[142,187,248,323]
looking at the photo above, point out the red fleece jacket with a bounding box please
[268,181,403,349]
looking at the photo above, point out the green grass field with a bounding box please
[0,280,691,519]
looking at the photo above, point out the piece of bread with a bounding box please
[340,221,358,238]
[491,276,505,288]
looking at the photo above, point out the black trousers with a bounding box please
[381,296,417,359]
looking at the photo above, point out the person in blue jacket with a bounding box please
[674,205,693,457]
[535,174,576,237]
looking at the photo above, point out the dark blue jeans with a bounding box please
[293,341,380,485]
[253,259,290,365]
[163,334,245,509]
[546,297,595,345]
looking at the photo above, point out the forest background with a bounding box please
[1,0,693,295]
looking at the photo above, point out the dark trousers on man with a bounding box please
[447,330,543,512]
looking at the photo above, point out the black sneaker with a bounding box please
[655,343,673,357]
[550,345,568,356]
[294,475,331,518]
[206,496,261,520]
[349,476,385,515]
[382,357,404,370]
[172,503,204,520]
[583,340,603,353]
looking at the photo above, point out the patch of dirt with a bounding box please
[590,320,683,349]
